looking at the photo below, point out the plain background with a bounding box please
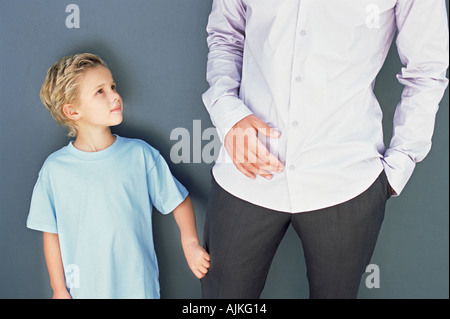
[0,0,448,299]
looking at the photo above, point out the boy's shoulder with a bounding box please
[115,136,166,174]
[37,144,72,178]
[42,144,72,165]
[119,136,160,157]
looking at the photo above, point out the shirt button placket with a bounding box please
[285,2,308,211]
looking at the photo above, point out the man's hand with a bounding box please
[225,115,284,179]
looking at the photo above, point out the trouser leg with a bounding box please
[201,177,291,299]
[291,172,391,299]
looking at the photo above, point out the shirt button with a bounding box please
[300,29,307,36]
[292,120,299,127]
[295,76,302,82]
[289,165,296,171]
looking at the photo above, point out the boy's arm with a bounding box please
[172,196,210,279]
[43,232,71,299]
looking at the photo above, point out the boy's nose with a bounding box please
[111,91,121,102]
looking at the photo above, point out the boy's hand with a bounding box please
[52,289,72,299]
[173,196,210,279]
[183,241,210,279]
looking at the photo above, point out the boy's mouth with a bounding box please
[111,105,122,112]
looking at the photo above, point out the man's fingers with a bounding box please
[236,162,273,180]
[233,141,283,178]
[240,161,274,180]
[254,140,284,172]
[255,124,281,138]
[236,162,256,179]
[225,115,284,178]
[248,115,282,138]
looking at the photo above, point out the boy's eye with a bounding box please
[96,89,103,95]
[111,84,116,91]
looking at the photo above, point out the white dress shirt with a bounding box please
[202,0,449,213]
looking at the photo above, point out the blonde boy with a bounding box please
[27,53,210,299]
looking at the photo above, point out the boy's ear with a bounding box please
[62,104,80,121]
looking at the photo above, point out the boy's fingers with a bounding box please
[195,271,205,279]
[194,265,209,278]
[202,259,210,268]
[199,265,208,273]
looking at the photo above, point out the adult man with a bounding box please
[201,0,449,298]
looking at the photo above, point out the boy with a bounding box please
[27,53,210,299]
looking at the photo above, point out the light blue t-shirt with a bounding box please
[26,135,188,299]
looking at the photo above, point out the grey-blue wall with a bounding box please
[0,0,448,299]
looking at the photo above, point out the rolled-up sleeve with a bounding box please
[202,0,253,143]
[383,0,449,195]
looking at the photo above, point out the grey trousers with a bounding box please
[201,171,392,299]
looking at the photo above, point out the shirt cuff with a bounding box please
[382,148,416,196]
[207,95,253,143]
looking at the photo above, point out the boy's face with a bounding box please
[71,65,123,132]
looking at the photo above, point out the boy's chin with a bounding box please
[111,118,123,126]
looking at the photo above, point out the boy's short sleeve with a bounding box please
[26,171,58,234]
[147,154,188,215]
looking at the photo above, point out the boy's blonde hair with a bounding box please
[40,53,108,137]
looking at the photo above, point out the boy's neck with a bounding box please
[73,128,116,152]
